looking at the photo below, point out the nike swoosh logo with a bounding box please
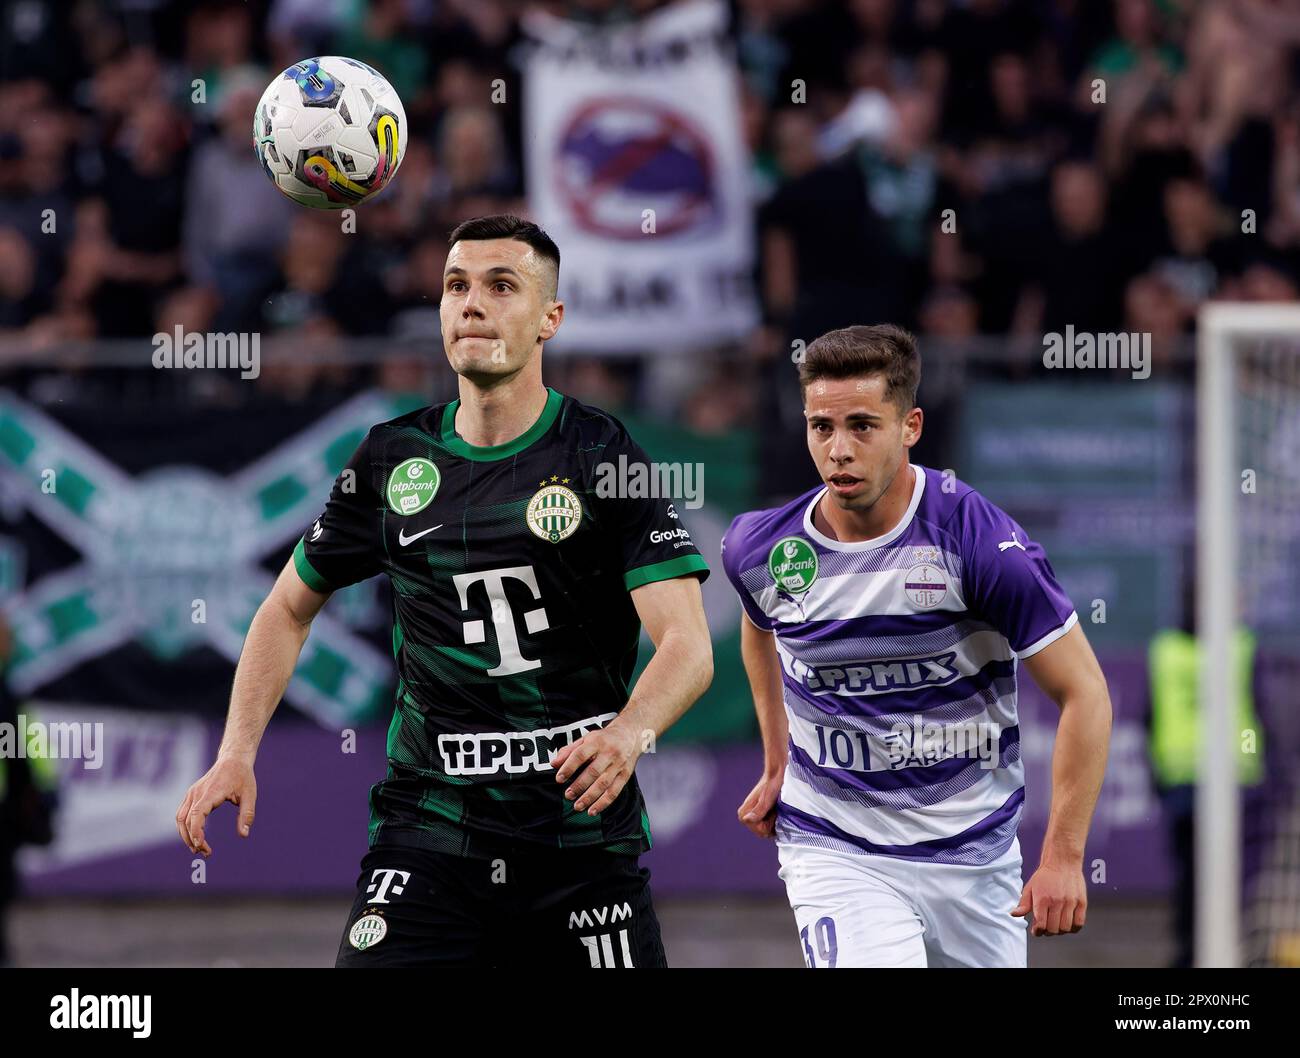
[398,524,442,546]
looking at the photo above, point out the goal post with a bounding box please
[1196,302,1300,967]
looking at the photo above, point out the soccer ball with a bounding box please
[252,56,407,210]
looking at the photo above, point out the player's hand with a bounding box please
[176,755,257,857]
[1011,862,1087,936]
[551,719,645,817]
[738,768,783,839]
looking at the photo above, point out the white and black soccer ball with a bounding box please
[252,56,407,210]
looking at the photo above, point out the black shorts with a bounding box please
[334,843,667,968]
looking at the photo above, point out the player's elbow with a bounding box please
[696,638,715,696]
[674,627,714,699]
[1096,680,1114,732]
[264,583,320,647]
[1063,672,1113,730]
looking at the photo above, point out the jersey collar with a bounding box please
[440,387,564,462]
[803,463,925,551]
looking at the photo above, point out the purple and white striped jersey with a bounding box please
[721,464,1077,866]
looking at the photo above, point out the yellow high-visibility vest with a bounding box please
[1148,627,1263,787]
[0,703,60,801]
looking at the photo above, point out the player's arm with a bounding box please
[737,614,788,838]
[177,428,381,856]
[959,496,1112,938]
[176,559,331,856]
[552,575,713,816]
[622,574,713,740]
[1012,622,1113,937]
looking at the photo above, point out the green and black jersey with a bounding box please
[293,387,710,859]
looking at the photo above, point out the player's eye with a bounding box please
[492,282,513,293]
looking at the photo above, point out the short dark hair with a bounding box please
[447,214,561,298]
[798,324,921,413]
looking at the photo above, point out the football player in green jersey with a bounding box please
[177,215,714,967]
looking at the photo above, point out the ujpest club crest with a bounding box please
[904,561,948,609]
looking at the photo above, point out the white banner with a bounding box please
[522,0,757,352]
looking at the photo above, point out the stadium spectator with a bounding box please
[1122,272,1187,377]
[430,105,520,218]
[185,2,259,110]
[1147,174,1243,312]
[1089,0,1182,83]
[387,236,448,340]
[768,106,821,184]
[1025,160,1125,335]
[0,227,49,331]
[183,67,294,333]
[261,212,389,336]
[332,0,429,107]
[859,86,941,269]
[918,283,979,339]
[75,96,189,337]
[267,0,353,59]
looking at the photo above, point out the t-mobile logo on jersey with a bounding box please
[452,565,550,676]
[366,868,410,904]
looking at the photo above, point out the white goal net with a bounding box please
[1197,304,1300,968]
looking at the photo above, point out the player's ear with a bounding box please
[902,405,923,448]
[539,300,564,341]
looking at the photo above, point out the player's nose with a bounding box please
[828,430,854,461]
[461,282,488,316]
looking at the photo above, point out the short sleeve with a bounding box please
[589,427,710,591]
[721,514,776,632]
[293,431,384,592]
[958,495,1077,658]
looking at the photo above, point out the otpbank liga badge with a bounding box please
[769,536,818,593]
[527,478,583,543]
[386,457,440,516]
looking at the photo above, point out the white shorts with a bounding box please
[777,839,1028,968]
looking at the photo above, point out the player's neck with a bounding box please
[815,462,916,543]
[453,372,550,449]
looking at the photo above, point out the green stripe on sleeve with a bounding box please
[292,537,334,593]
[623,553,710,591]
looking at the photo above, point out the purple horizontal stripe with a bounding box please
[777,786,1026,857]
[777,610,974,641]
[787,739,1022,813]
[781,658,1017,719]
[786,725,1020,793]
[783,673,1018,733]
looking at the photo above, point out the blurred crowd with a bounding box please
[1,0,1299,434]
[748,0,1300,377]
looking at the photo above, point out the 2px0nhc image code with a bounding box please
[1117,995,1251,1008]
